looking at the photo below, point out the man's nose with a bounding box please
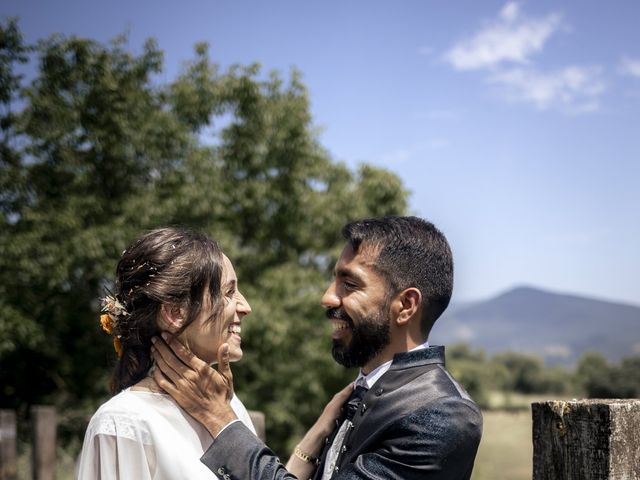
[321,280,340,309]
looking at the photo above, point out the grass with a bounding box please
[472,392,578,480]
[472,410,533,480]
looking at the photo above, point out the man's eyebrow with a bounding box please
[335,267,363,282]
[224,279,237,289]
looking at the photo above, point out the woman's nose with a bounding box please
[237,291,252,315]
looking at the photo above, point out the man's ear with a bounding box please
[393,288,422,327]
[159,304,186,332]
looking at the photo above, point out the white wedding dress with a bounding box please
[77,388,256,479]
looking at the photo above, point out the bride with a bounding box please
[77,227,255,479]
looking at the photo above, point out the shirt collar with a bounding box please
[355,340,430,389]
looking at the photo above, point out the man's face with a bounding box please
[322,243,392,370]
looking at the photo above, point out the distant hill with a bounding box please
[430,286,640,366]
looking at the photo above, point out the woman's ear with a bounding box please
[159,304,186,332]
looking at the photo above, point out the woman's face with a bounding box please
[181,254,252,365]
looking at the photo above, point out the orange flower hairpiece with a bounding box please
[100,294,128,357]
[100,314,113,334]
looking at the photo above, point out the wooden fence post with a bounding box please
[0,410,17,480]
[532,399,640,479]
[31,406,56,480]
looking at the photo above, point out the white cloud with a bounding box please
[440,2,605,114]
[488,66,605,112]
[444,2,563,70]
[620,56,640,78]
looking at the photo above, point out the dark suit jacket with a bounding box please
[201,346,483,480]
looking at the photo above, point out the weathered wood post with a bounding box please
[0,410,17,480]
[532,399,640,479]
[31,406,57,480]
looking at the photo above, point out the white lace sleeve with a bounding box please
[76,411,157,479]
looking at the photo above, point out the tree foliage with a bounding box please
[447,344,577,408]
[576,352,640,398]
[0,20,408,454]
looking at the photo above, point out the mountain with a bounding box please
[429,286,640,366]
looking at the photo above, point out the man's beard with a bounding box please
[327,307,391,369]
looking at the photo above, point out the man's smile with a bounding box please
[331,319,352,339]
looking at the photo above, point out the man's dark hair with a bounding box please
[342,216,453,337]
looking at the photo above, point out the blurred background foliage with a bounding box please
[1,19,638,461]
[0,18,407,455]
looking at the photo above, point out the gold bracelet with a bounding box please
[294,445,318,465]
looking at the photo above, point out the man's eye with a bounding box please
[343,281,357,290]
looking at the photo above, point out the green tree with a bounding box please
[616,356,640,397]
[447,344,490,407]
[576,352,613,397]
[577,352,640,398]
[0,21,408,455]
[492,351,570,394]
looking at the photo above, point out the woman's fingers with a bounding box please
[335,382,354,401]
[150,337,238,437]
[152,364,177,395]
[150,337,201,392]
[216,343,234,400]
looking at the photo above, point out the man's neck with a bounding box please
[361,338,430,375]
[361,354,394,376]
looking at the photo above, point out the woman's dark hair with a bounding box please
[108,227,224,394]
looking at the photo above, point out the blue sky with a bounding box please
[4,1,639,306]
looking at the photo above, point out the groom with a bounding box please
[153,216,482,479]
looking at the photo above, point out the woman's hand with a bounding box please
[312,382,354,439]
[151,334,237,437]
[285,382,353,477]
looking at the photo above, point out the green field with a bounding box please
[472,410,533,480]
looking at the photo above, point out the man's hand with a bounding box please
[151,334,238,437]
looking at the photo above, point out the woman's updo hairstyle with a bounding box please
[110,227,224,394]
